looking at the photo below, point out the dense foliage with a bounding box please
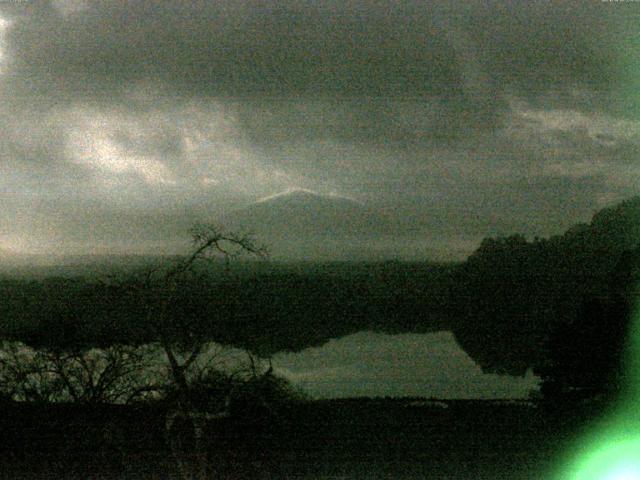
[450,198,640,376]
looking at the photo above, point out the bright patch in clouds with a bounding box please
[62,103,306,197]
[52,0,90,17]
[0,233,52,256]
[510,99,640,205]
[69,129,175,186]
[513,100,640,144]
[0,16,9,73]
[0,235,23,254]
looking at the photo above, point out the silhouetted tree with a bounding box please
[122,224,268,479]
[536,294,631,405]
[130,225,266,402]
[0,342,158,404]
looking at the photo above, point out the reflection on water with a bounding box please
[272,330,540,399]
[0,331,541,402]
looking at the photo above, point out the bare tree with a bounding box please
[0,342,160,404]
[0,342,67,402]
[164,352,295,480]
[137,225,266,402]
[124,225,268,479]
[46,344,160,404]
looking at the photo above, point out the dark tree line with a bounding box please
[1,198,640,410]
[449,198,640,385]
[536,295,631,404]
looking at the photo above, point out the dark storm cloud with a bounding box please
[4,1,631,129]
[477,175,606,235]
[360,173,607,240]
[3,1,462,98]
[0,0,496,148]
[1,0,634,152]
[0,1,638,255]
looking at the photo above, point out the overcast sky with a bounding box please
[1,1,639,257]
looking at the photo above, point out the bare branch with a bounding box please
[183,344,204,372]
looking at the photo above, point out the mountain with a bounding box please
[219,189,477,261]
[226,189,391,236]
[221,190,401,260]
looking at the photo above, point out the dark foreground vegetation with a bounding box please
[0,397,598,480]
[0,197,639,478]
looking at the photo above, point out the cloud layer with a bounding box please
[0,1,638,255]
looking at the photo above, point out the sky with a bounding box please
[0,0,639,258]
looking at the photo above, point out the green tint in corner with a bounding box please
[559,303,640,479]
